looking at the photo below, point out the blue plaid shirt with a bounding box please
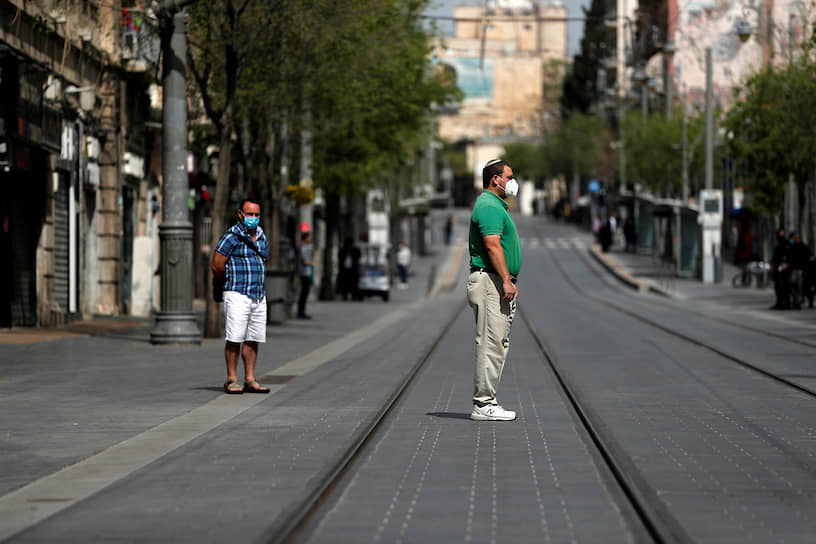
[215,222,269,300]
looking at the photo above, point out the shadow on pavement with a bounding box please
[426,412,471,420]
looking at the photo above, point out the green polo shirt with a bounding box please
[469,190,522,276]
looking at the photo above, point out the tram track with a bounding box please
[518,305,691,543]
[556,245,816,399]
[584,248,816,351]
[272,230,813,544]
[278,300,684,543]
[270,299,468,544]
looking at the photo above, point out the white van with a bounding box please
[358,243,391,301]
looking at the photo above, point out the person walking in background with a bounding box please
[467,159,522,422]
[599,216,613,253]
[297,231,314,319]
[592,214,602,244]
[444,214,454,246]
[210,198,271,394]
[337,237,361,300]
[788,233,812,310]
[623,216,636,253]
[770,228,791,310]
[608,211,618,247]
[396,240,411,289]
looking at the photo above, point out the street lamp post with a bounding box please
[681,102,689,203]
[634,66,648,119]
[700,46,722,284]
[150,0,201,344]
[663,41,676,120]
[704,47,713,192]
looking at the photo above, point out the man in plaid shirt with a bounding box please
[211,198,271,394]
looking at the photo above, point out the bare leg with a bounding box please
[242,341,259,382]
[225,341,241,381]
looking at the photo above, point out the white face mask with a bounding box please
[504,178,519,197]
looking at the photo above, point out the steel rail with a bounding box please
[586,250,816,350]
[564,245,816,399]
[518,306,692,543]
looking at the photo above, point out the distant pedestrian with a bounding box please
[788,233,812,310]
[623,216,636,253]
[396,240,411,289]
[337,237,361,301]
[804,254,816,309]
[467,159,521,421]
[609,212,618,246]
[770,228,791,310]
[599,217,613,253]
[210,198,271,394]
[297,231,314,319]
[444,214,454,245]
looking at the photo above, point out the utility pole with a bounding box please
[150,0,201,344]
[700,47,722,285]
[704,47,713,191]
[664,42,675,120]
[681,103,688,202]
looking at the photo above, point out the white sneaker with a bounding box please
[470,404,516,421]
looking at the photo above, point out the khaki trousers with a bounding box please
[467,270,517,406]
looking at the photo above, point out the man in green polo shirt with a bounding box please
[467,159,522,421]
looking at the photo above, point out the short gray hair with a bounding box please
[482,159,508,189]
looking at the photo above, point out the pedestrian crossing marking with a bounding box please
[522,237,589,250]
[461,236,589,250]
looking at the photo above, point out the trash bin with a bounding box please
[266,269,293,324]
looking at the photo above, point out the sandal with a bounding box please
[243,379,270,394]
[224,379,244,394]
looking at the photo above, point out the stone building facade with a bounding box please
[0,0,161,327]
[434,0,568,189]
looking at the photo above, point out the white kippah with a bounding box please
[484,159,503,168]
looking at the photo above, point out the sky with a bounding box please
[423,0,588,58]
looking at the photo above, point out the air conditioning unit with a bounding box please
[85,136,100,160]
[44,75,62,102]
[123,151,145,178]
[86,162,100,186]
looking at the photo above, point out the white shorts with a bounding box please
[223,291,267,343]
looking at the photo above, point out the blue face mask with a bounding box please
[242,214,259,229]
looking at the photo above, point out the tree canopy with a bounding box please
[723,57,816,216]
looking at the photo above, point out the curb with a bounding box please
[587,246,676,298]
[588,246,646,292]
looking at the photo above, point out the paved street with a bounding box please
[2,211,816,542]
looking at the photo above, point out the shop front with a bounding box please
[0,54,76,326]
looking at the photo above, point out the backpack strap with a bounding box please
[236,233,267,261]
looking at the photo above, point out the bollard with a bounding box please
[266,269,293,324]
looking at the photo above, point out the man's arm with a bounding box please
[483,234,517,301]
[211,251,228,283]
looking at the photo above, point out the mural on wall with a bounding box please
[659,0,806,109]
[450,58,495,101]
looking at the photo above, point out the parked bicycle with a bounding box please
[732,260,771,288]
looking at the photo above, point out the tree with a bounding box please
[723,59,816,220]
[187,0,459,327]
[501,114,614,195]
[560,0,610,116]
[187,0,275,337]
[622,110,704,198]
[303,0,459,299]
